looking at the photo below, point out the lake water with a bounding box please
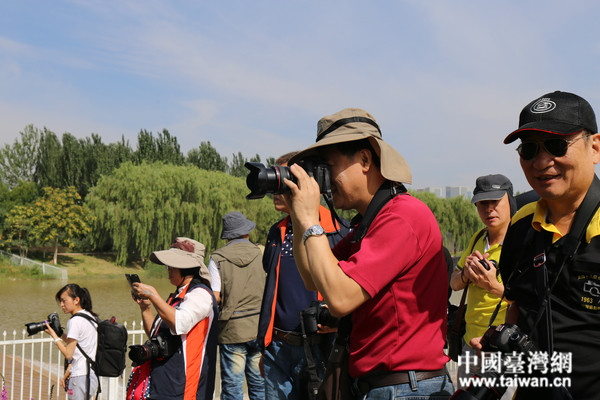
[0,277,174,334]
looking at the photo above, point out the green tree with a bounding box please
[155,129,184,165]
[86,162,280,265]
[0,125,40,188]
[27,187,92,264]
[412,191,480,254]
[446,196,482,254]
[34,128,63,189]
[3,204,36,257]
[229,152,258,177]
[61,133,85,190]
[133,129,184,165]
[0,181,41,245]
[187,141,228,172]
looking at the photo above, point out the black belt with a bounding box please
[355,367,448,395]
[273,328,323,346]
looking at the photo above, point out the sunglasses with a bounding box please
[516,134,588,161]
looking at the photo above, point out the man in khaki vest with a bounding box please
[209,211,266,400]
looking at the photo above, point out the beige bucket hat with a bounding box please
[289,108,412,184]
[150,237,211,283]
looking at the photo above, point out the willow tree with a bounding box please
[446,196,482,254]
[412,191,480,254]
[86,162,280,265]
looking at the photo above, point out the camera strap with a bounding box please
[73,312,101,400]
[300,313,321,400]
[350,181,407,243]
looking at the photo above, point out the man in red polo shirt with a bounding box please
[286,108,453,399]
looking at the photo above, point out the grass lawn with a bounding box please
[0,251,167,280]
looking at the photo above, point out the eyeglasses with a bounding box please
[516,135,588,161]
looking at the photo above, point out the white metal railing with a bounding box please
[0,321,147,400]
[0,250,68,279]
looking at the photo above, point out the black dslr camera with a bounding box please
[300,301,338,335]
[450,323,538,400]
[128,334,179,365]
[480,323,537,353]
[244,157,331,199]
[25,312,63,337]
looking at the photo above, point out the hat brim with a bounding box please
[471,190,507,204]
[150,248,206,269]
[290,132,412,184]
[504,121,586,144]
[221,220,256,239]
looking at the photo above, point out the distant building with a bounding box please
[445,186,472,200]
[416,187,444,198]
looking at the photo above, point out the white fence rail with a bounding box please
[0,321,146,400]
[0,250,68,279]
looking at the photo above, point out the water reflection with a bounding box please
[0,277,174,333]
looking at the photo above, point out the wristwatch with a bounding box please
[302,224,325,244]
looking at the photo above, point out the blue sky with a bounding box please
[1,1,600,193]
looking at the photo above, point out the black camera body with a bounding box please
[128,334,178,365]
[244,157,331,199]
[300,300,338,335]
[450,324,538,400]
[479,259,497,271]
[480,323,537,353]
[25,312,63,337]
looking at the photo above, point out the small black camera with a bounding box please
[478,259,497,271]
[300,301,338,335]
[128,334,178,365]
[25,312,64,337]
[244,157,331,199]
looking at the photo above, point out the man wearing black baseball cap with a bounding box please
[475,91,600,399]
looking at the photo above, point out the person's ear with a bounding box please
[358,149,373,171]
[589,133,600,165]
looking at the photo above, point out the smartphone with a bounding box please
[125,273,141,286]
[125,274,142,299]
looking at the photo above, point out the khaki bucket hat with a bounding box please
[150,237,211,283]
[290,108,412,184]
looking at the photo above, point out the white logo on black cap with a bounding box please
[530,98,556,114]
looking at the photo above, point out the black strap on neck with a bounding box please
[316,116,381,142]
[453,229,487,331]
[351,181,406,243]
[73,312,100,399]
[530,174,600,332]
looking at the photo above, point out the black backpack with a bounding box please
[74,313,128,377]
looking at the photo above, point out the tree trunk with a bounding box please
[53,237,58,265]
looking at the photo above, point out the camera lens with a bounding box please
[245,162,294,199]
[25,321,46,336]
[128,344,150,364]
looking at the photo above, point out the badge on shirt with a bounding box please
[533,252,546,268]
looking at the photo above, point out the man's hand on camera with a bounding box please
[469,336,483,357]
[284,163,321,230]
